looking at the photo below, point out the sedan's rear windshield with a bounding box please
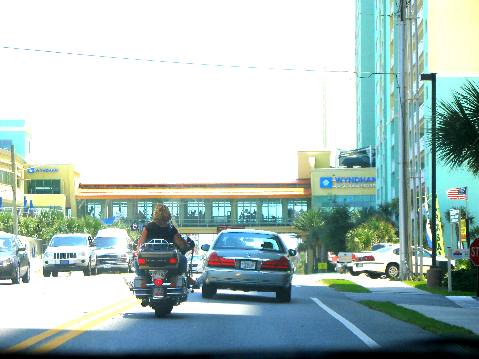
[50,236,87,247]
[213,232,285,252]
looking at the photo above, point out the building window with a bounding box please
[0,170,13,186]
[185,200,205,225]
[262,201,282,224]
[112,201,128,219]
[137,201,153,221]
[288,200,308,220]
[212,201,231,224]
[26,179,61,194]
[0,140,12,151]
[238,201,257,224]
[163,200,180,219]
[87,202,102,218]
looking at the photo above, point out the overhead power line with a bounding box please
[1,44,354,74]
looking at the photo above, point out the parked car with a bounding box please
[335,243,396,275]
[0,233,30,284]
[187,254,204,273]
[200,229,296,302]
[43,233,97,277]
[94,228,133,273]
[350,244,454,279]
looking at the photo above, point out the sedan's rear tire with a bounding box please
[276,286,291,303]
[201,284,217,298]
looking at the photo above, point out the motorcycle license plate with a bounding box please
[240,260,256,270]
[60,260,69,265]
[151,270,168,279]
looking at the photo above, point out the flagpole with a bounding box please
[465,186,470,248]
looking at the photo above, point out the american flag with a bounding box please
[447,187,468,200]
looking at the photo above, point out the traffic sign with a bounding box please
[470,238,479,266]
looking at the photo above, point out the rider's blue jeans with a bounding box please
[134,253,188,276]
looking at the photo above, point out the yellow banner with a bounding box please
[436,198,445,256]
[460,219,467,241]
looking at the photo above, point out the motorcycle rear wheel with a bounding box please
[154,302,173,318]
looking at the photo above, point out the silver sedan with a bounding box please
[200,229,296,302]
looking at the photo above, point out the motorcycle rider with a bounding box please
[134,203,196,287]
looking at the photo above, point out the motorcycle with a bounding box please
[127,238,194,318]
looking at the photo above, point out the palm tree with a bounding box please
[435,80,479,174]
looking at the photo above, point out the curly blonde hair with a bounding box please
[152,204,171,224]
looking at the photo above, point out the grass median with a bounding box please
[320,279,371,293]
[403,280,475,296]
[359,300,477,337]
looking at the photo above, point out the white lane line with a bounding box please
[311,297,380,349]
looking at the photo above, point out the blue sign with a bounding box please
[320,177,333,188]
[27,167,59,174]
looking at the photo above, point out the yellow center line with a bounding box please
[6,296,137,353]
[33,298,139,354]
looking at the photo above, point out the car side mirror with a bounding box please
[18,245,26,252]
[288,249,297,257]
[201,244,210,252]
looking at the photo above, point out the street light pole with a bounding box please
[10,144,18,236]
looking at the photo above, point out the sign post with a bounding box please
[469,238,479,297]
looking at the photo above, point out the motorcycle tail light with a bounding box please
[154,278,164,287]
[138,258,146,266]
[168,257,178,265]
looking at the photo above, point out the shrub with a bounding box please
[442,268,477,292]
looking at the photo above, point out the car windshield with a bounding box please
[0,238,13,251]
[49,236,87,247]
[95,237,127,249]
[213,232,285,252]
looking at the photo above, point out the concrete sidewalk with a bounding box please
[345,275,479,334]
[311,272,479,335]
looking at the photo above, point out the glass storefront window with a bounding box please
[137,201,152,221]
[0,170,13,186]
[238,201,257,224]
[262,201,282,223]
[212,201,231,224]
[186,200,205,223]
[87,202,102,218]
[26,179,61,194]
[163,201,180,219]
[288,200,308,219]
[112,201,128,219]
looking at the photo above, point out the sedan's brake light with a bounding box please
[207,252,235,268]
[261,256,290,271]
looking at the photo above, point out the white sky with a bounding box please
[0,0,357,184]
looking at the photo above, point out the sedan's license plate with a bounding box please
[60,260,69,265]
[240,260,256,270]
[356,263,363,267]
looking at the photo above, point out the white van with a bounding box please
[95,228,133,273]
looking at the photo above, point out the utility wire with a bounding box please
[1,44,354,74]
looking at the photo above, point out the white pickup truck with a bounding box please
[43,233,97,277]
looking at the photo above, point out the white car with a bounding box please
[350,244,453,279]
[187,255,204,273]
[43,233,97,277]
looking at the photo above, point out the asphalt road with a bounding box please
[0,270,438,356]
